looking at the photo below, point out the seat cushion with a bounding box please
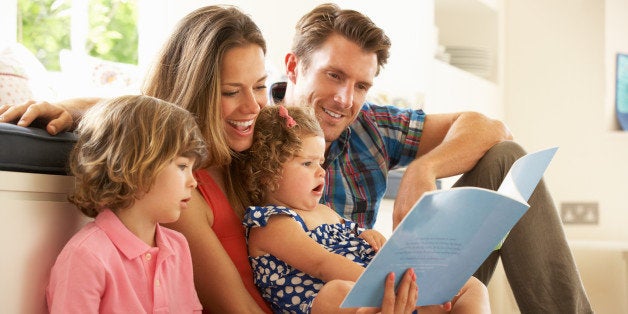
[0,43,55,104]
[0,123,77,175]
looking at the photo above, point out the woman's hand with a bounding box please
[357,269,419,314]
[0,100,74,135]
[359,229,387,252]
[381,269,418,314]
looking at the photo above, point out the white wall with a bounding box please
[606,0,628,129]
[0,1,16,43]
[136,0,313,76]
[138,0,434,101]
[503,0,628,243]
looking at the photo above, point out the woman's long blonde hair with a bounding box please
[142,5,266,215]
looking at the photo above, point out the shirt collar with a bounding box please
[95,209,174,260]
[324,126,351,169]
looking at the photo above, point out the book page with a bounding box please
[498,146,558,201]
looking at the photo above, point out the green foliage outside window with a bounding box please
[17,0,71,71]
[87,0,138,65]
[17,0,138,71]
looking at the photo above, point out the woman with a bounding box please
[144,6,272,312]
[1,5,421,313]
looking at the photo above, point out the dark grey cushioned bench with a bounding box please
[0,123,77,175]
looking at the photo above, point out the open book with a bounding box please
[341,147,558,308]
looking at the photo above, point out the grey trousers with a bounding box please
[453,141,593,314]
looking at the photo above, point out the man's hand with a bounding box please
[392,162,438,229]
[392,111,513,230]
[0,100,74,135]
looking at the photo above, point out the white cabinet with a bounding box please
[0,171,89,314]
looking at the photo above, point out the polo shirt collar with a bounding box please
[95,209,174,260]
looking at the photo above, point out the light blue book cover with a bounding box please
[341,147,558,308]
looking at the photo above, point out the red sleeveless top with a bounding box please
[194,169,272,313]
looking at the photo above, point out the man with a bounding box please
[277,3,592,313]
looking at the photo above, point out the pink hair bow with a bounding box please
[278,105,297,128]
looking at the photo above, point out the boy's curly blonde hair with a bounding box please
[69,95,208,218]
[240,105,323,206]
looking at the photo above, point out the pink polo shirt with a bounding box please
[47,209,202,313]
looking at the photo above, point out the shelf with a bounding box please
[436,0,498,13]
[434,0,499,83]
[425,59,502,118]
[350,0,502,118]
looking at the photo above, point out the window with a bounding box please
[17,0,138,71]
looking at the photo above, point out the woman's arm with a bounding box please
[165,189,266,313]
[0,97,103,134]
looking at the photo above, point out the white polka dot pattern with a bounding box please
[243,205,375,313]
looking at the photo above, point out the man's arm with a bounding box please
[0,97,102,135]
[392,111,513,228]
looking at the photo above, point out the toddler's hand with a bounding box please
[359,229,386,252]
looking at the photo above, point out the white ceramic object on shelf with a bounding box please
[446,45,493,79]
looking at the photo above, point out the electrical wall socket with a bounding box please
[560,202,599,225]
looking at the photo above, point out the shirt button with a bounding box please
[155,279,160,286]
[145,253,152,260]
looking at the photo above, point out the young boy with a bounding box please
[46,95,207,313]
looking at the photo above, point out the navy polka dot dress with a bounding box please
[243,205,376,314]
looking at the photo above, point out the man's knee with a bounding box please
[476,141,527,174]
[456,141,528,189]
[483,141,526,163]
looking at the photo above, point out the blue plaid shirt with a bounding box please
[321,103,425,228]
